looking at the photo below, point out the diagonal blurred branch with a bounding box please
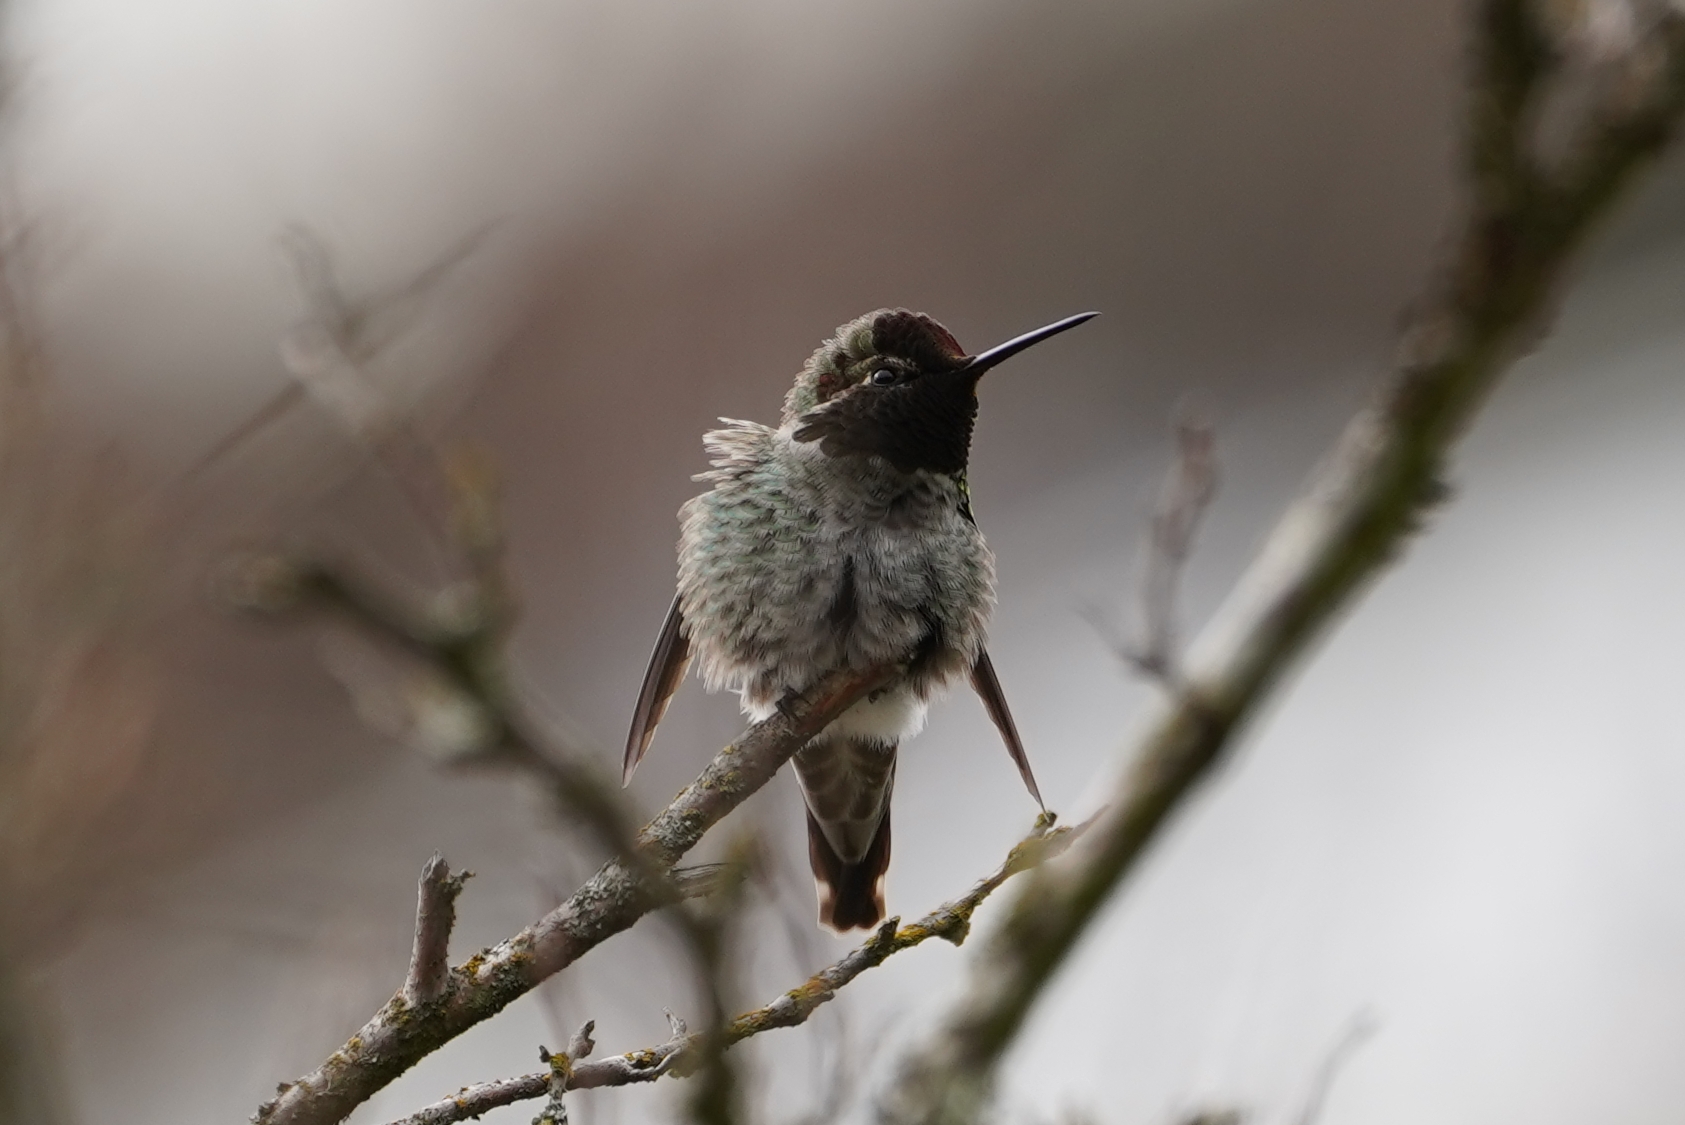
[280,221,496,368]
[1292,1010,1377,1125]
[0,938,68,1125]
[877,4,1685,1122]
[187,222,493,485]
[379,814,1086,1125]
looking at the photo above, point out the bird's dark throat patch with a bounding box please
[792,367,980,475]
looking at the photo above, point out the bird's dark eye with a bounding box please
[870,368,898,386]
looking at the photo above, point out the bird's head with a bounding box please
[783,308,1096,476]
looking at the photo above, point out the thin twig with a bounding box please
[378,814,1086,1125]
[1129,415,1218,685]
[1292,1011,1378,1125]
[878,5,1685,1122]
[185,222,492,486]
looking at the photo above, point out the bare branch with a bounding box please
[279,221,495,366]
[386,1074,549,1125]
[188,222,492,483]
[1129,414,1218,685]
[878,6,1685,1122]
[403,855,471,1008]
[718,813,1083,1046]
[378,814,1086,1125]
[529,1021,600,1125]
[254,660,896,1125]
[181,383,306,483]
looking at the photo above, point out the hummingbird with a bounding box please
[623,308,1097,930]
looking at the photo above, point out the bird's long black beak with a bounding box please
[961,311,1099,376]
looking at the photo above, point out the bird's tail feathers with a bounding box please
[806,807,892,931]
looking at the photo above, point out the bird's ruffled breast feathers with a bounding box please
[693,419,776,487]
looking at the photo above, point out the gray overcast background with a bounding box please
[7,0,1685,1122]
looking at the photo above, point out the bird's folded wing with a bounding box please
[623,594,691,784]
[970,648,1044,809]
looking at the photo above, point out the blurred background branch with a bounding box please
[1289,1011,1378,1125]
[1129,414,1219,687]
[0,125,167,1125]
[881,2,1685,1120]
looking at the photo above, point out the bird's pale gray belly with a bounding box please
[680,459,991,730]
[728,525,985,748]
